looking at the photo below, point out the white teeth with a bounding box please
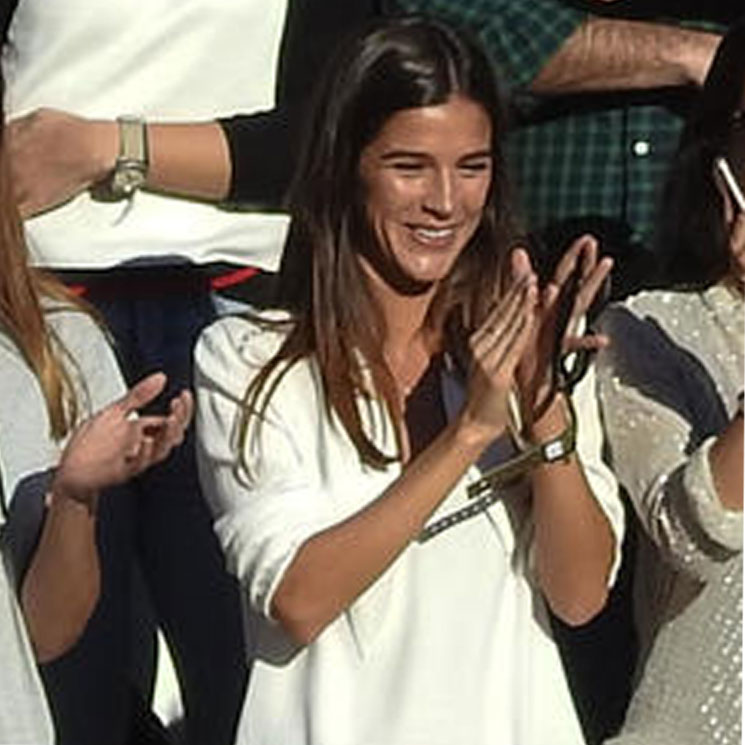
[414,227,455,241]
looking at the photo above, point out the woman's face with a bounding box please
[358,94,493,292]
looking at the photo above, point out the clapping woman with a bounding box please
[196,17,622,745]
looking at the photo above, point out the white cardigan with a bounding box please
[195,314,623,745]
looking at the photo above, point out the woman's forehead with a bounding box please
[366,96,492,153]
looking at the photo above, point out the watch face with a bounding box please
[112,164,146,197]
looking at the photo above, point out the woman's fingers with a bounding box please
[116,371,168,417]
[553,234,597,289]
[127,395,190,471]
[472,271,533,346]
[493,292,537,375]
[564,332,610,353]
[545,235,611,347]
[572,255,613,321]
[473,278,536,358]
[472,279,537,377]
[510,246,534,283]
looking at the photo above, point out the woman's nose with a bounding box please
[422,169,456,217]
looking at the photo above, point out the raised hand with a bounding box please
[459,267,538,442]
[50,372,193,508]
[515,236,613,425]
[7,108,116,217]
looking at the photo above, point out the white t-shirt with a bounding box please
[195,315,624,745]
[3,0,290,270]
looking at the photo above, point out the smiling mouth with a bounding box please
[410,225,459,244]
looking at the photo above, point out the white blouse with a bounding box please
[598,285,743,745]
[195,314,623,745]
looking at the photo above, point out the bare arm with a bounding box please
[515,237,618,625]
[709,410,744,512]
[7,112,231,217]
[531,16,720,93]
[21,373,192,662]
[274,418,498,645]
[529,390,616,626]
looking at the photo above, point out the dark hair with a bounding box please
[657,17,745,287]
[244,15,518,468]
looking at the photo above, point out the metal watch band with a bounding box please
[117,115,148,166]
[108,115,149,198]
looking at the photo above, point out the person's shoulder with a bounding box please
[0,326,35,385]
[195,310,305,400]
[197,310,291,371]
[0,302,105,370]
[43,301,126,405]
[43,301,109,349]
[600,287,698,327]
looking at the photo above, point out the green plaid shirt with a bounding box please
[395,0,691,251]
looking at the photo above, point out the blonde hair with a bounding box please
[0,142,91,440]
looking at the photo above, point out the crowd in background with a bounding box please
[0,2,741,745]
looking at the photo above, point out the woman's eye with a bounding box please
[390,161,425,173]
[459,160,491,176]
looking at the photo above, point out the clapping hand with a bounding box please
[460,265,539,442]
[514,235,613,427]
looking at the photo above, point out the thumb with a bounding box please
[119,372,167,414]
[510,246,534,282]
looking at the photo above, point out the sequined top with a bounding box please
[598,284,743,745]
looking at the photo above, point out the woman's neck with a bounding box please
[360,257,439,397]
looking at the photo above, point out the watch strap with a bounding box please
[117,115,148,167]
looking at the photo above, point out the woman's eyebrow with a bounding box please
[378,148,493,160]
[379,149,429,160]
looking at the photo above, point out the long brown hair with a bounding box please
[244,16,519,468]
[0,87,90,440]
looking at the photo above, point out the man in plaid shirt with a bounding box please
[393,0,722,298]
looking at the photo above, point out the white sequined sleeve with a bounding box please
[597,303,742,583]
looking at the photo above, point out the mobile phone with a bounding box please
[715,156,745,213]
